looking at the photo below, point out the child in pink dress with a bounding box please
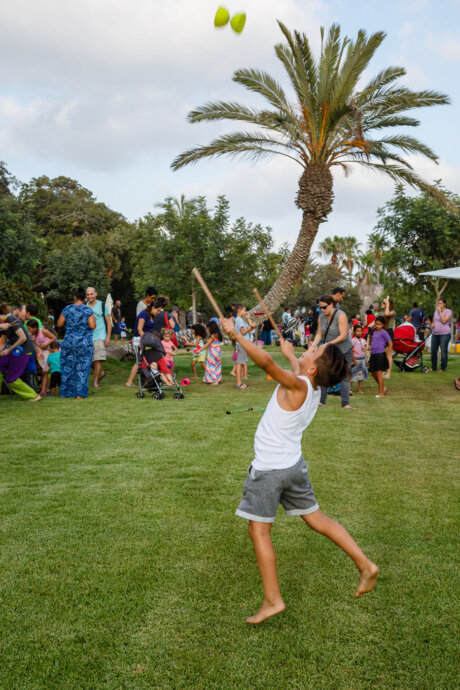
[26,319,57,396]
[161,329,178,370]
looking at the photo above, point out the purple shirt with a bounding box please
[371,329,391,354]
[432,308,451,335]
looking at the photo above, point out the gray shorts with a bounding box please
[236,342,248,365]
[236,456,319,523]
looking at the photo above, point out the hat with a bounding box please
[173,305,179,311]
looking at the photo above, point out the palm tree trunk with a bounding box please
[254,164,333,315]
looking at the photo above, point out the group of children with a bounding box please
[350,318,393,398]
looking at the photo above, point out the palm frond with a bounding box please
[232,68,290,113]
[347,161,457,212]
[361,65,406,94]
[330,30,386,110]
[363,115,420,129]
[171,131,304,170]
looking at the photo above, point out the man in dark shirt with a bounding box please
[408,302,425,330]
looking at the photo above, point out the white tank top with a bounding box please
[253,376,321,471]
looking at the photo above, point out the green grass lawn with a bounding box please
[1,348,459,689]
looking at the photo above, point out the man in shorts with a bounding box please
[86,287,112,389]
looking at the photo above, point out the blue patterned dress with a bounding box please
[60,304,94,398]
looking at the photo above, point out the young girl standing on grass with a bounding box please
[202,321,223,385]
[184,324,208,379]
[351,324,368,394]
[369,316,392,398]
[161,328,177,370]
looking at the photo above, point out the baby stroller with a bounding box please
[393,324,431,373]
[133,334,184,400]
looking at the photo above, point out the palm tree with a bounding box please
[340,236,361,276]
[316,235,344,270]
[172,22,454,312]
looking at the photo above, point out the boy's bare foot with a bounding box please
[246,600,286,624]
[355,562,379,598]
[28,395,41,402]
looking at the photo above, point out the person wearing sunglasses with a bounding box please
[310,295,354,409]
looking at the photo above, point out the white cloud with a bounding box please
[0,0,324,169]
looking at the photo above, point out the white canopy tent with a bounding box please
[419,267,460,280]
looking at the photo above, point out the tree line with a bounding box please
[1,160,458,323]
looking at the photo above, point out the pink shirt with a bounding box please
[352,336,366,358]
[432,309,452,335]
[161,339,174,362]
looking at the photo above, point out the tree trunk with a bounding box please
[252,164,333,317]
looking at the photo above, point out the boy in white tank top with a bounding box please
[220,318,379,625]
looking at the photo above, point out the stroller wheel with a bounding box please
[136,392,145,398]
[173,392,184,399]
[153,391,165,400]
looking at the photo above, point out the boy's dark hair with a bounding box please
[27,319,39,329]
[315,344,349,388]
[192,323,208,339]
[75,287,86,301]
[207,320,222,340]
[413,302,418,308]
[318,294,335,305]
[235,303,244,313]
[26,304,39,316]
[353,324,363,335]
[49,341,60,350]
[332,287,345,295]
[375,316,385,325]
[145,286,158,297]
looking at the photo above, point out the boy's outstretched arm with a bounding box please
[220,318,305,394]
[279,338,300,375]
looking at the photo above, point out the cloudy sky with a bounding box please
[1,0,459,252]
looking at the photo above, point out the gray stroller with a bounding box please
[133,333,184,400]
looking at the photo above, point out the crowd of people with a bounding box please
[0,284,458,402]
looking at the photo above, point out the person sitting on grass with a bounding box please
[220,317,379,625]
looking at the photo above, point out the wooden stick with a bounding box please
[192,267,225,320]
[252,288,282,340]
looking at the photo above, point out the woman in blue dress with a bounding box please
[57,287,96,398]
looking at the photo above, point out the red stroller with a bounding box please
[393,324,430,373]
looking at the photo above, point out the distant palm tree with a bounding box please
[317,235,345,270]
[172,22,453,312]
[340,236,361,275]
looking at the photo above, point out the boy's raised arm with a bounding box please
[220,318,304,392]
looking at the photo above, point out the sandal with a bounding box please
[235,384,248,389]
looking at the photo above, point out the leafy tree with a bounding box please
[282,260,361,318]
[44,243,110,302]
[172,22,454,312]
[370,184,460,307]
[18,175,133,299]
[0,195,43,285]
[0,161,18,199]
[132,195,287,315]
